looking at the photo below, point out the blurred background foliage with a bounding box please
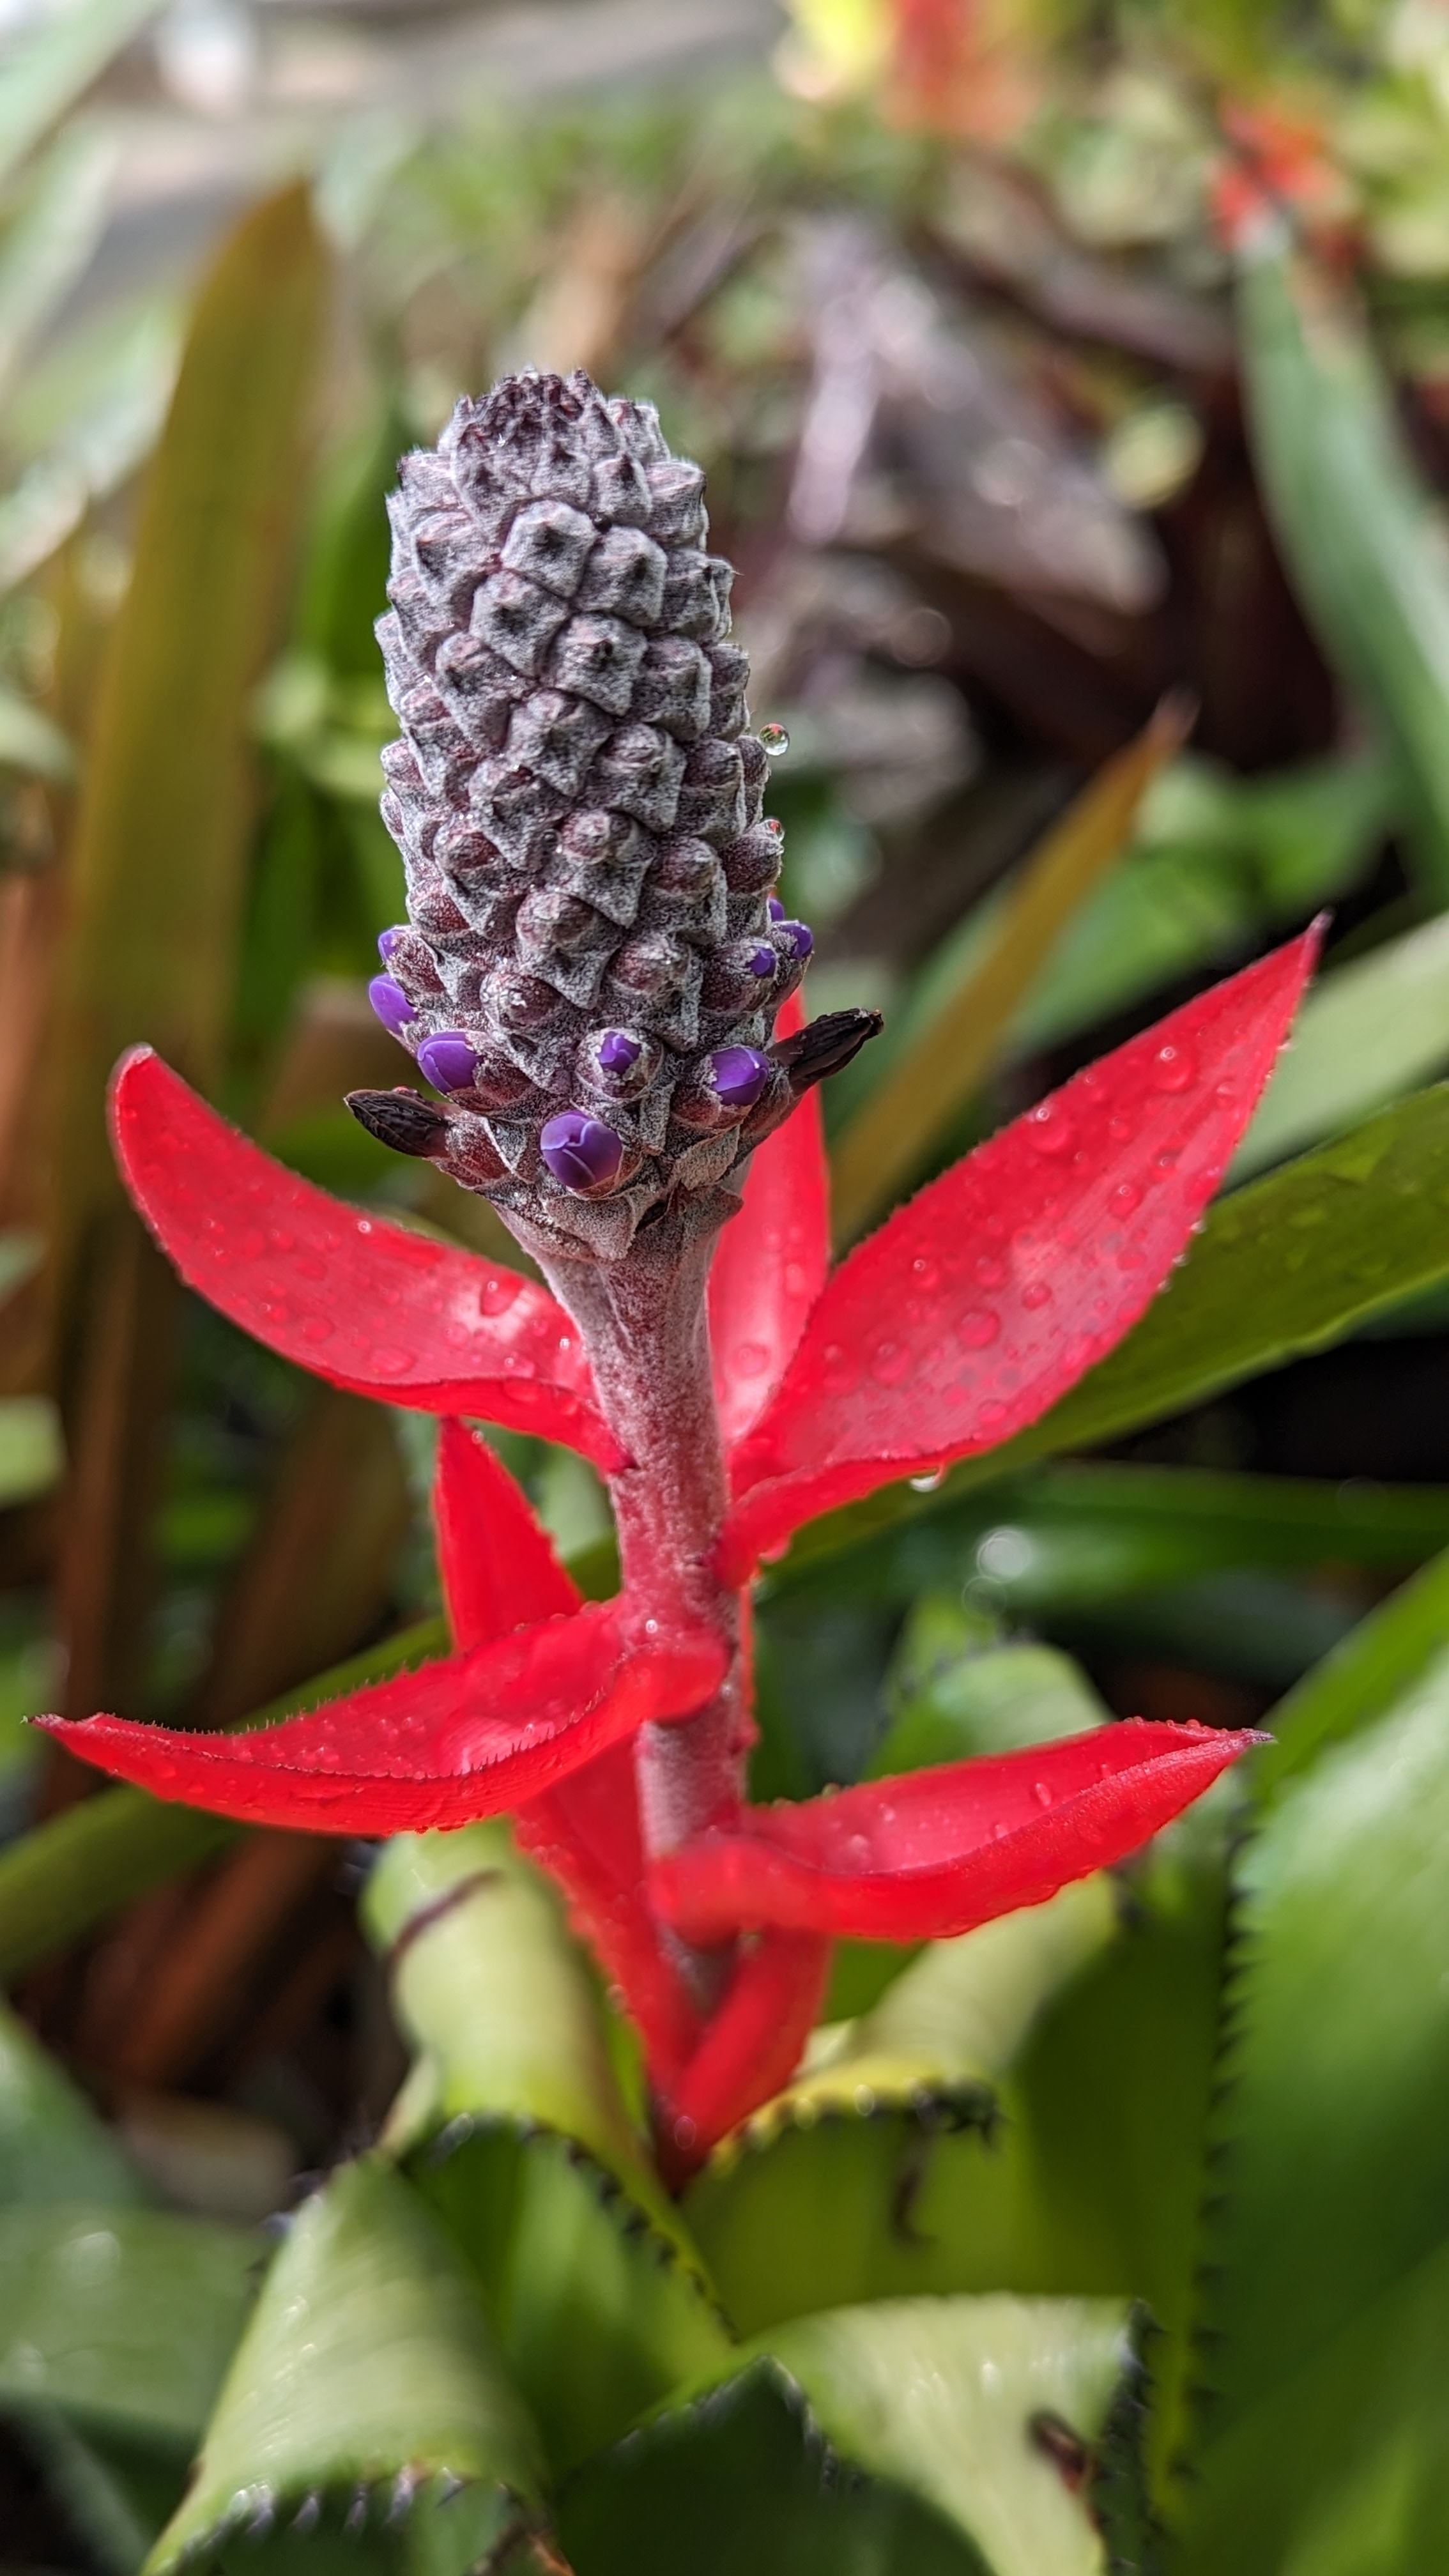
[9,0,1449,2561]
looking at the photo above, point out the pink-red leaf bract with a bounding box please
[41,1604,724,1835]
[721,930,1321,1575]
[110,1050,621,1468]
[649,1720,1262,1942]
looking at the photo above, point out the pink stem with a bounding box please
[533,1226,744,2006]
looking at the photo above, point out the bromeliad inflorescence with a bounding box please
[43,372,1321,2179]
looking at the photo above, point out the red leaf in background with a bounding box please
[432,1420,703,2086]
[39,1605,724,1836]
[110,1050,622,1469]
[709,995,829,1448]
[649,1721,1262,1943]
[721,930,1320,1577]
[655,1928,832,2186]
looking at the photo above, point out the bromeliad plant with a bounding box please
[26,373,1337,2572]
[45,371,1314,2181]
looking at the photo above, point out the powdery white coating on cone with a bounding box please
[371,367,807,1261]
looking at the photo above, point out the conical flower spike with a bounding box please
[363,367,877,1268]
[432,1421,703,2085]
[38,1605,724,1836]
[111,1048,621,1469]
[648,1720,1263,1945]
[721,927,1321,1576]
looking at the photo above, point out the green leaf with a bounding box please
[1011,751,1392,1061]
[784,1084,1449,1572]
[0,125,116,406]
[558,2354,981,2576]
[1238,243,1449,897]
[1232,910,1449,1181]
[0,0,167,190]
[831,700,1186,1240]
[0,1616,447,1982]
[363,1826,729,2476]
[0,1395,63,1506]
[0,2204,256,2446]
[686,1880,1119,2335]
[0,1995,144,2208]
[52,182,331,1236]
[772,1460,1449,1609]
[147,2158,548,2573]
[1254,1544,1449,1801]
[562,2299,1138,2576]
[1171,1640,1449,2571]
[763,2297,1135,2576]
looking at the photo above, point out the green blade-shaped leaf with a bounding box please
[0,124,116,405]
[770,1462,1449,1618]
[0,0,166,189]
[831,700,1186,1239]
[1254,1543,1449,1800]
[562,2299,1137,2576]
[364,1826,729,2476]
[1233,910,1449,1181]
[0,1996,144,2208]
[53,181,330,1238]
[1171,1640,1449,2572]
[0,2205,255,2446]
[1239,241,1449,896]
[1011,751,1392,1061]
[785,1082,1449,1573]
[765,2297,1135,2576]
[147,2158,548,2574]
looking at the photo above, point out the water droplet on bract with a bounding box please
[821,1343,858,1393]
[1109,1181,1143,1218]
[298,1254,326,1282]
[734,1340,769,1379]
[302,1315,334,1344]
[759,723,790,757]
[978,1399,1008,1429]
[1156,1147,1180,1170]
[911,1254,941,1292]
[974,1255,1006,1289]
[1151,1041,1196,1094]
[910,1466,946,1492]
[238,1227,266,1261]
[1022,1280,1052,1310]
[371,1346,415,1377]
[870,1338,912,1386]
[958,1308,1000,1349]
[1108,1111,1138,1143]
[480,1273,521,1317]
[1033,1781,1053,1809]
[1026,1103,1076,1156]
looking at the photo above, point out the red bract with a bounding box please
[649,1722,1263,1945]
[40,1605,724,1836]
[110,1048,623,1470]
[50,929,1319,2168]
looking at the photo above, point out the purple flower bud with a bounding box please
[767,896,785,921]
[378,926,408,963]
[540,1109,624,1193]
[369,975,415,1037]
[748,945,776,977]
[595,1029,641,1076]
[707,1046,770,1108]
[776,917,813,960]
[417,1032,481,1093]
